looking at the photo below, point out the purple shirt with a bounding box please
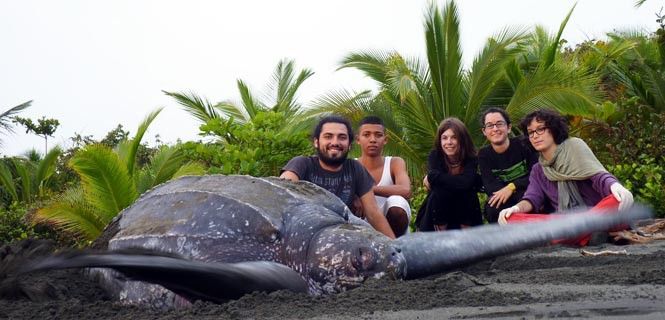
[522,164,617,212]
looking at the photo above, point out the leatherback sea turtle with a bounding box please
[24,175,650,308]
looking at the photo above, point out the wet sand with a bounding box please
[1,239,665,319]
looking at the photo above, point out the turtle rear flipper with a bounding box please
[21,251,307,303]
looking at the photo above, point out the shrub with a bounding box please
[585,105,665,215]
[586,104,665,167]
[194,111,312,177]
[607,158,665,217]
[0,203,65,245]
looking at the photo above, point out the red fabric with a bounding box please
[506,195,621,246]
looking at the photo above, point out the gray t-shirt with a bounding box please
[281,156,374,208]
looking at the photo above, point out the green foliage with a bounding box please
[69,144,138,218]
[608,159,665,217]
[0,147,62,207]
[0,203,65,245]
[584,104,665,216]
[99,124,129,148]
[34,186,104,241]
[197,111,311,177]
[0,204,36,244]
[135,145,205,194]
[12,116,60,137]
[117,108,163,177]
[0,161,18,203]
[585,104,665,167]
[12,116,60,154]
[33,109,203,240]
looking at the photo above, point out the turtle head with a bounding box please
[305,223,405,294]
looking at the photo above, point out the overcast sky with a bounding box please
[1,0,662,156]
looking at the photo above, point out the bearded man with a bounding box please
[280,115,396,239]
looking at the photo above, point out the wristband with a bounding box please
[507,183,516,191]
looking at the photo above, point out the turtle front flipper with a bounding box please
[395,204,652,279]
[21,250,307,304]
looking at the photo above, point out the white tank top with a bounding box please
[376,156,394,186]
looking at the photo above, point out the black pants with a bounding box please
[417,188,482,231]
[483,191,525,223]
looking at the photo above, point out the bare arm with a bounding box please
[373,157,412,199]
[359,191,396,239]
[279,170,300,181]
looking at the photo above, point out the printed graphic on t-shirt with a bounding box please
[492,160,528,182]
[308,172,354,206]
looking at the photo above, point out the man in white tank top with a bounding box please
[355,116,412,237]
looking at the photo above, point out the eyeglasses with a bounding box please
[527,126,548,138]
[482,121,507,130]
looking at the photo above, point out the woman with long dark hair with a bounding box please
[416,117,483,231]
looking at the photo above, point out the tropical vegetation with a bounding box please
[306,2,601,179]
[2,0,665,246]
[30,109,205,241]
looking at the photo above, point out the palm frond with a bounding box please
[338,50,393,84]
[507,64,601,119]
[306,89,376,122]
[392,91,439,156]
[440,0,464,117]
[587,37,638,72]
[214,101,249,123]
[425,1,465,117]
[0,161,18,202]
[385,54,421,101]
[279,66,314,116]
[11,159,32,203]
[163,90,219,124]
[237,80,266,122]
[136,146,189,194]
[608,29,650,42]
[122,108,163,176]
[0,100,32,132]
[269,59,314,116]
[171,162,206,179]
[635,63,665,111]
[33,186,105,240]
[35,146,62,196]
[22,149,42,162]
[465,26,529,129]
[542,4,576,69]
[270,59,295,105]
[69,144,138,220]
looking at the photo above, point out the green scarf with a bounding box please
[539,137,607,211]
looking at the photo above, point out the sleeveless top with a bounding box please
[376,156,394,186]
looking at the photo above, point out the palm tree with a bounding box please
[0,146,62,206]
[165,59,314,128]
[308,1,600,178]
[601,31,665,112]
[33,108,205,240]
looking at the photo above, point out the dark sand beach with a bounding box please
[2,238,665,320]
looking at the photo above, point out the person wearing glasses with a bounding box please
[497,109,634,246]
[415,117,483,231]
[478,107,538,223]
